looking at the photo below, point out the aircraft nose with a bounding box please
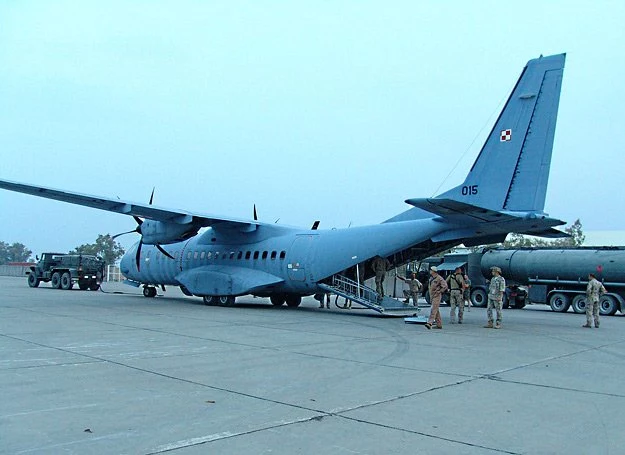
[119,243,137,277]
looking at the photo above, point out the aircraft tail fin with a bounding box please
[437,53,566,213]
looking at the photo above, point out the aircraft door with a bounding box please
[287,235,316,282]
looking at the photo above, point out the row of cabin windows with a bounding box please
[186,250,287,261]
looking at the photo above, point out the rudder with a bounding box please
[438,53,566,213]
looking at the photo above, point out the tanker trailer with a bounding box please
[479,247,625,316]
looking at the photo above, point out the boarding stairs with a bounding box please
[318,274,423,317]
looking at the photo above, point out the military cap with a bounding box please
[491,266,502,273]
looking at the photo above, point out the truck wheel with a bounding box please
[61,272,73,290]
[27,273,40,288]
[79,282,89,290]
[89,284,100,291]
[600,295,618,316]
[51,272,62,289]
[471,289,487,308]
[514,297,526,309]
[548,292,570,312]
[571,295,587,314]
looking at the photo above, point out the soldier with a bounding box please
[425,266,448,330]
[447,267,466,323]
[463,273,472,312]
[484,266,505,329]
[397,272,422,306]
[583,273,607,328]
[318,292,331,309]
[371,255,392,301]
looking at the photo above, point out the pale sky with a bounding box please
[1,1,624,256]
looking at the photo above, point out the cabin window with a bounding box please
[222,253,227,259]
[193,251,199,259]
[245,251,251,260]
[279,251,286,259]
[207,252,212,259]
[262,251,268,259]
[200,251,206,260]
[237,251,243,260]
[253,251,259,260]
[229,252,235,259]
[271,251,277,260]
[187,251,192,260]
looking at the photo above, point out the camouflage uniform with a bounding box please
[399,275,422,305]
[426,272,448,329]
[585,277,606,328]
[463,275,472,311]
[487,273,505,328]
[371,256,392,300]
[447,271,466,323]
[319,292,331,309]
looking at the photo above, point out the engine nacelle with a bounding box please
[140,220,200,245]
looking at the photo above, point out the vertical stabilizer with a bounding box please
[438,53,565,213]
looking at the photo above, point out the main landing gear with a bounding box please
[203,295,236,306]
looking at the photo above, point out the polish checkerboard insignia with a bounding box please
[500,129,512,142]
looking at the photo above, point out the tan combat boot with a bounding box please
[483,321,493,328]
[494,322,501,329]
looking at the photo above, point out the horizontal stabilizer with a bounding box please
[516,227,570,239]
[405,198,517,223]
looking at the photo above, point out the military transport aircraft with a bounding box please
[0,53,567,310]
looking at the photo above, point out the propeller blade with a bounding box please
[253,204,258,221]
[133,216,143,226]
[135,240,143,271]
[311,220,320,230]
[112,229,137,240]
[156,244,175,260]
[149,187,155,205]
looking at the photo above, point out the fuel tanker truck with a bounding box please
[421,247,625,316]
[478,247,625,316]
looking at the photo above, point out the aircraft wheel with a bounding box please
[61,272,73,290]
[571,294,587,314]
[270,295,286,306]
[549,292,570,312]
[203,295,216,306]
[143,286,157,298]
[285,295,302,308]
[51,272,62,289]
[600,295,618,316]
[27,273,40,288]
[470,288,487,308]
[218,295,235,306]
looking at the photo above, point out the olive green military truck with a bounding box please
[27,253,105,290]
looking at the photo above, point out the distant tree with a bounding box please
[501,218,585,249]
[70,234,125,265]
[0,241,33,264]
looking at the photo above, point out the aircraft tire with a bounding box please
[27,273,40,288]
[51,272,62,289]
[549,292,570,312]
[285,295,302,308]
[61,272,73,290]
[571,294,586,314]
[143,286,157,298]
[218,296,235,306]
[270,295,286,306]
[203,295,216,306]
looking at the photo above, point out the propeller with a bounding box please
[112,188,174,271]
[253,204,258,221]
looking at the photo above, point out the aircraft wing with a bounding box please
[0,178,259,229]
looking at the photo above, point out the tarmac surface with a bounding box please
[1,275,625,455]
